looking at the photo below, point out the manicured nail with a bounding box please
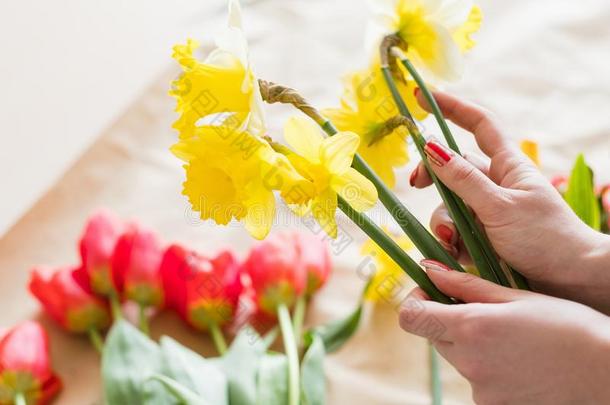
[436,224,454,245]
[409,167,419,187]
[420,259,453,272]
[424,141,453,167]
[414,87,420,97]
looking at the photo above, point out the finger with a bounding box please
[420,260,528,303]
[399,288,457,343]
[430,205,458,246]
[415,90,513,158]
[410,152,490,189]
[423,139,512,222]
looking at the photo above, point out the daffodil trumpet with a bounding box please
[258,80,464,275]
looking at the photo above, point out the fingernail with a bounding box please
[436,224,454,244]
[414,87,420,97]
[409,167,418,187]
[420,259,453,272]
[424,141,453,167]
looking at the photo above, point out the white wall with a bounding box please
[0,0,225,236]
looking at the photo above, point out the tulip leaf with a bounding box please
[304,304,363,354]
[300,334,326,405]
[148,375,210,405]
[210,327,268,405]
[159,337,228,405]
[102,320,176,405]
[564,154,601,230]
[256,353,288,405]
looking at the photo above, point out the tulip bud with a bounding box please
[111,223,165,308]
[29,266,111,333]
[75,209,124,296]
[0,321,62,405]
[160,245,243,330]
[550,175,568,194]
[293,232,332,295]
[243,232,307,316]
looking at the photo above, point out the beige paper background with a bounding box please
[2,0,610,404]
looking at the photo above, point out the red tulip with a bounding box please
[293,232,332,295]
[0,321,62,405]
[160,245,243,330]
[75,209,124,296]
[29,266,111,333]
[550,175,568,194]
[111,223,165,308]
[243,232,307,316]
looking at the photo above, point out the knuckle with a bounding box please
[451,163,479,185]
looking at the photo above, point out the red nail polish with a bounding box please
[414,87,420,97]
[425,141,453,167]
[409,167,418,187]
[436,224,454,244]
[420,259,453,272]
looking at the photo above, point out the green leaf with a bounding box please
[565,154,601,230]
[149,375,210,405]
[256,353,288,405]
[101,320,176,405]
[159,337,228,405]
[210,327,267,405]
[304,305,363,354]
[300,334,326,405]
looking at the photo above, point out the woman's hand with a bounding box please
[411,90,610,313]
[400,262,610,405]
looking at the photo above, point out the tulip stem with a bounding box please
[14,393,26,405]
[292,294,307,348]
[429,344,443,405]
[109,292,123,321]
[138,304,150,336]
[209,322,228,355]
[88,329,104,354]
[278,303,300,405]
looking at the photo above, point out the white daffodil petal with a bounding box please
[426,22,464,81]
[434,0,474,28]
[227,0,244,29]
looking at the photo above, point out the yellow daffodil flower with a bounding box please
[520,140,540,167]
[361,229,415,303]
[170,0,266,140]
[324,67,427,188]
[171,119,310,240]
[282,117,378,238]
[367,0,483,81]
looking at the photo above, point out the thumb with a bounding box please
[420,260,525,303]
[423,139,510,222]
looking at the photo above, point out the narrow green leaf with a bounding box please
[159,337,228,405]
[210,327,267,405]
[300,334,326,405]
[304,305,363,354]
[101,320,175,405]
[149,375,210,405]
[256,353,288,405]
[565,154,601,230]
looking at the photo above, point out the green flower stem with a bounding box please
[14,392,27,405]
[319,122,465,274]
[88,328,104,354]
[209,322,228,356]
[429,344,443,405]
[392,52,529,290]
[109,292,123,321]
[278,303,300,405]
[380,65,506,286]
[138,304,150,336]
[338,197,453,304]
[292,294,307,348]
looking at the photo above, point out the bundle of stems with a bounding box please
[258,37,529,303]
